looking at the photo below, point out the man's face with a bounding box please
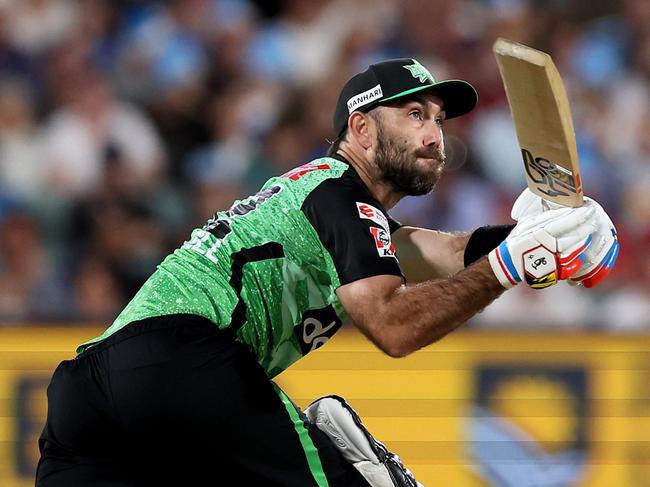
[370,95,446,196]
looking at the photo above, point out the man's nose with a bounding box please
[423,121,443,147]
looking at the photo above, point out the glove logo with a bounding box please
[530,256,548,271]
[523,246,558,289]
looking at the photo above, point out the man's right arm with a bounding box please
[337,205,598,357]
[336,258,503,358]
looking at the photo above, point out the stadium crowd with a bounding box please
[0,0,649,330]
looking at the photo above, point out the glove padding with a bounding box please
[488,205,596,289]
[512,189,619,287]
[305,395,423,487]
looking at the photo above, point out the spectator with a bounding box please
[68,143,169,301]
[3,0,78,56]
[245,0,394,85]
[71,254,124,322]
[40,69,166,197]
[0,79,45,200]
[0,212,68,322]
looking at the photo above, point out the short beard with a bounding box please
[374,119,446,196]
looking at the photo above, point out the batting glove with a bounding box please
[488,206,596,289]
[511,188,619,287]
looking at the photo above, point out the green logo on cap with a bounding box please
[403,60,434,83]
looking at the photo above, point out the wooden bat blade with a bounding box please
[493,38,583,207]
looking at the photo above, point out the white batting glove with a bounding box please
[511,188,619,288]
[488,206,596,289]
[511,187,563,221]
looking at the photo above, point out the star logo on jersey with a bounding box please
[403,60,434,84]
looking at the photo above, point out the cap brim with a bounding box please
[381,79,478,120]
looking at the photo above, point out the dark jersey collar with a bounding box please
[329,151,352,166]
[328,152,391,215]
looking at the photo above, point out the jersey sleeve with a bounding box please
[301,179,404,286]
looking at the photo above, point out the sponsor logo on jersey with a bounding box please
[347,84,383,113]
[369,226,396,258]
[282,162,330,181]
[294,306,342,355]
[356,202,389,231]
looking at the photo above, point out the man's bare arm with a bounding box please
[336,259,503,358]
[392,226,470,282]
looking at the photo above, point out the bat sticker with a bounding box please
[521,149,583,197]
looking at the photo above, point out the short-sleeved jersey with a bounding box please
[78,156,404,377]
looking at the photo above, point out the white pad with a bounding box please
[305,396,380,464]
[305,396,423,487]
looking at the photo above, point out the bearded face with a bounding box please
[372,114,446,196]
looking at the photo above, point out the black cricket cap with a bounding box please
[333,58,478,137]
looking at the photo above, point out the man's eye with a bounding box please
[409,111,423,121]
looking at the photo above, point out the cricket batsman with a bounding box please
[36,58,618,487]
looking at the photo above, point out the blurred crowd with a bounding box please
[0,0,649,330]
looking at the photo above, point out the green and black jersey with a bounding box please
[79,156,404,377]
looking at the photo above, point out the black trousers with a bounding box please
[36,314,370,487]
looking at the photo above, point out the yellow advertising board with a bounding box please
[0,327,648,486]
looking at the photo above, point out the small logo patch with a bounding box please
[403,60,435,84]
[294,306,342,355]
[347,84,383,113]
[369,226,396,258]
[523,245,557,288]
[356,202,389,231]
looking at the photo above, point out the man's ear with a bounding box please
[348,112,374,150]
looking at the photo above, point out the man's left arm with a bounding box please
[391,226,469,282]
[393,224,515,282]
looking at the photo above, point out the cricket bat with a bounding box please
[493,38,584,207]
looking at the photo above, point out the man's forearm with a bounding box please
[393,227,471,282]
[374,258,504,356]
